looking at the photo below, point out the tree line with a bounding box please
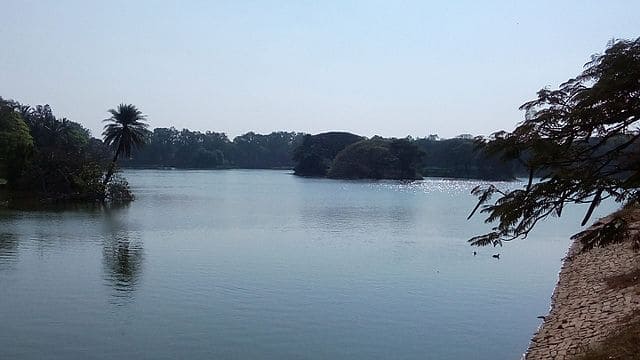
[121,129,306,169]
[1,95,520,208]
[120,128,523,181]
[292,132,522,180]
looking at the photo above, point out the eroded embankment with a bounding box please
[524,217,640,359]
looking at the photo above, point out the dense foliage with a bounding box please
[0,105,33,185]
[122,129,305,169]
[292,132,519,180]
[0,97,132,203]
[293,132,364,176]
[415,138,519,180]
[328,137,424,180]
[124,127,516,181]
[469,37,640,251]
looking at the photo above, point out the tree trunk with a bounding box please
[103,152,119,186]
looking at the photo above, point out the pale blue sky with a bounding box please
[1,0,638,138]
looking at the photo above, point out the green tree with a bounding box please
[390,138,425,179]
[293,132,363,176]
[102,104,149,185]
[328,137,424,180]
[17,102,110,199]
[468,37,640,251]
[0,103,33,184]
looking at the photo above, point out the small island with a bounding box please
[292,131,517,181]
[294,134,424,180]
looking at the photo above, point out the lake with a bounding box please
[0,170,613,359]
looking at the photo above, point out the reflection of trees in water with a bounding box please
[6,199,131,213]
[102,203,143,304]
[0,233,18,271]
[103,231,143,301]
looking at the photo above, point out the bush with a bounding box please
[105,174,134,203]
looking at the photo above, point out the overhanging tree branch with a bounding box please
[469,37,640,251]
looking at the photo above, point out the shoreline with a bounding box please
[524,217,640,359]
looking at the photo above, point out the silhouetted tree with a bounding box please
[102,104,149,185]
[468,37,640,251]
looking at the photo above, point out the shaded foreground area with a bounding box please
[526,211,640,359]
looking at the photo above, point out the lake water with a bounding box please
[0,170,614,359]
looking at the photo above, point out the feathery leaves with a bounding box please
[469,37,640,250]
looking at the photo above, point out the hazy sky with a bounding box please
[2,1,639,139]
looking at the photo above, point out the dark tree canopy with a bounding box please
[103,104,149,159]
[0,102,33,184]
[102,104,150,186]
[293,132,364,176]
[121,128,305,169]
[291,131,521,180]
[0,97,126,203]
[328,137,424,180]
[469,37,640,251]
[414,137,518,180]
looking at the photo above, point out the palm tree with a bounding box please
[102,104,149,186]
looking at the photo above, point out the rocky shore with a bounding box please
[524,216,640,359]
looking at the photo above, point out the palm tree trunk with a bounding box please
[103,152,119,186]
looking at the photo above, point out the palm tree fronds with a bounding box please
[102,104,149,185]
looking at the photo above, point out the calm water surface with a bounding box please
[0,170,613,359]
